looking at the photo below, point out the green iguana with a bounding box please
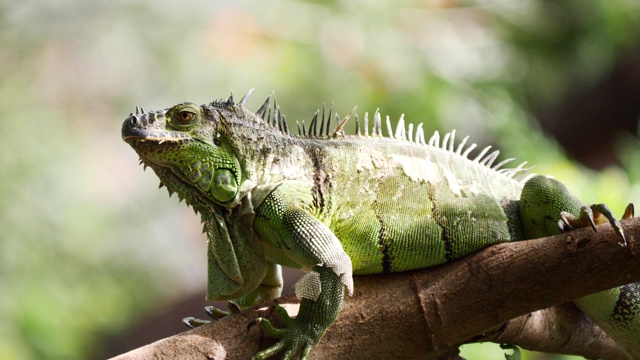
[121,89,640,359]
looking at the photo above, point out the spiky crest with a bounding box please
[239,88,255,106]
[215,90,532,181]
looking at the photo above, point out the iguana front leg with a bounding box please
[254,266,345,360]
[183,262,284,327]
[234,262,284,308]
[252,183,353,360]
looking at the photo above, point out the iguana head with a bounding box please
[122,101,245,208]
[123,96,275,300]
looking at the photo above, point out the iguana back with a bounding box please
[285,133,525,275]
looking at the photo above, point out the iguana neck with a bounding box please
[221,108,313,190]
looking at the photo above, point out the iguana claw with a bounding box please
[558,206,596,233]
[183,301,243,329]
[623,203,635,219]
[205,301,242,319]
[558,203,631,247]
[183,316,210,329]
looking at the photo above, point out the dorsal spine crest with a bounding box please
[221,90,532,181]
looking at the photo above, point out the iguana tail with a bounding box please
[573,285,640,358]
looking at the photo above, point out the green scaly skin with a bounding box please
[122,91,639,359]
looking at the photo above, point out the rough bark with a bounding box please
[111,217,640,360]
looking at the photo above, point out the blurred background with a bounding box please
[2,0,640,359]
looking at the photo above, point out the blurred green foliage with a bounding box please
[1,0,640,359]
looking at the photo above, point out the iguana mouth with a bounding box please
[122,110,192,145]
[123,134,190,145]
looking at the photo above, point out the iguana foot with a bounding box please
[252,305,318,360]
[182,301,242,329]
[558,203,634,247]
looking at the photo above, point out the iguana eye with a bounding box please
[178,111,195,124]
[213,133,222,146]
[166,103,201,129]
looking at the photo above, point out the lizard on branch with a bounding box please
[122,90,640,359]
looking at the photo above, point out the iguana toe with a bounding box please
[558,204,628,247]
[184,301,245,329]
[182,317,211,329]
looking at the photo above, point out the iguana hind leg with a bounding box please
[520,175,640,358]
[563,203,639,358]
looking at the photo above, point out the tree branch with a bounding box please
[111,217,640,360]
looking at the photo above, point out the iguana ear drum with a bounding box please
[210,168,238,203]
